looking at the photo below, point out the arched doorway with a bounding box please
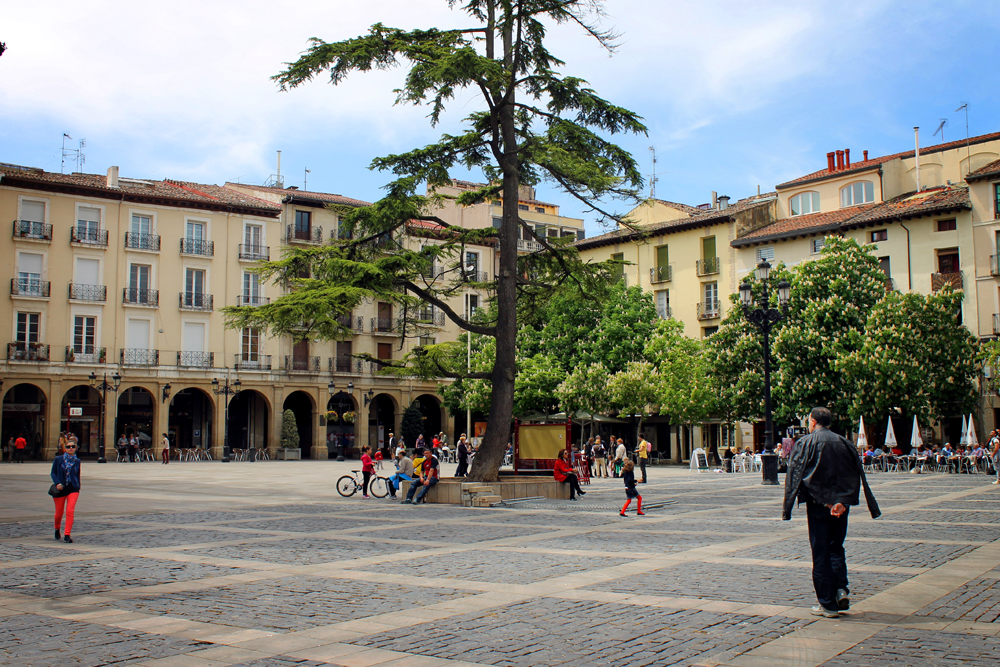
[61,385,102,456]
[116,387,155,449]
[282,391,314,458]
[368,393,397,453]
[168,388,214,452]
[1,383,47,460]
[414,394,443,443]
[326,391,357,459]
[228,390,269,452]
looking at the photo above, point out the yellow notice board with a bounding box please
[519,424,566,459]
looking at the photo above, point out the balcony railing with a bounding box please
[124,232,160,251]
[656,306,672,320]
[337,314,363,332]
[464,270,489,282]
[123,288,158,306]
[179,292,213,311]
[236,294,269,307]
[697,300,721,320]
[234,354,271,371]
[517,238,544,253]
[931,271,963,292]
[286,224,323,244]
[69,283,107,302]
[239,244,269,261]
[177,351,214,368]
[180,238,214,256]
[994,314,1000,336]
[284,355,320,373]
[417,310,446,326]
[65,346,106,364]
[650,265,672,284]
[13,220,52,241]
[992,255,1000,277]
[10,278,50,298]
[885,277,895,292]
[8,342,49,361]
[696,257,721,276]
[120,348,159,366]
[330,356,363,374]
[71,227,108,246]
[371,317,400,333]
[421,264,446,280]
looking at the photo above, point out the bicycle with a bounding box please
[336,470,388,498]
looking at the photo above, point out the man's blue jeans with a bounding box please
[807,502,849,610]
[387,473,412,496]
[406,478,438,502]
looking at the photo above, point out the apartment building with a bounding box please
[0,165,472,461]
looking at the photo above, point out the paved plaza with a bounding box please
[0,461,999,666]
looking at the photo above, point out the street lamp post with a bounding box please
[89,372,122,464]
[212,373,241,463]
[739,260,791,486]
[329,381,355,462]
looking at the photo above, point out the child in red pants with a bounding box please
[620,459,644,516]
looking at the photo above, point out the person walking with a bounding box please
[584,437,595,477]
[50,439,81,543]
[637,434,650,483]
[620,458,643,516]
[455,434,470,477]
[783,407,880,618]
[13,433,27,463]
[613,438,627,477]
[991,430,1000,485]
[161,433,170,464]
[593,437,607,478]
[360,445,374,499]
[128,433,138,462]
[553,449,585,501]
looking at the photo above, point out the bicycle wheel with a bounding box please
[336,475,358,497]
[369,476,388,498]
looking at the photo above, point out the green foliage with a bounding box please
[644,319,717,426]
[401,403,425,449]
[279,409,300,449]
[555,362,610,418]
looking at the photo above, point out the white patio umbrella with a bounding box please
[967,414,979,447]
[857,416,869,450]
[910,415,923,449]
[960,415,969,446]
[884,416,897,450]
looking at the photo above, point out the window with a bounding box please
[704,281,719,304]
[611,252,624,281]
[74,316,96,352]
[492,217,502,229]
[17,253,43,294]
[994,183,1000,219]
[936,219,956,232]
[840,181,875,207]
[756,246,775,263]
[185,269,205,307]
[465,251,480,278]
[535,224,546,238]
[16,312,39,343]
[535,207,545,213]
[419,336,436,346]
[20,201,45,223]
[518,204,529,211]
[870,230,887,243]
[130,264,150,291]
[186,221,204,241]
[131,214,151,236]
[245,224,262,247]
[182,322,205,353]
[294,210,311,234]
[377,343,392,361]
[241,327,260,360]
[75,258,99,286]
[702,236,716,261]
[937,249,959,274]
[77,207,101,240]
[810,238,826,254]
[548,227,559,238]
[789,192,820,216]
[576,229,585,241]
[703,326,719,338]
[337,221,353,239]
[655,290,669,319]
[467,294,479,319]
[243,271,260,299]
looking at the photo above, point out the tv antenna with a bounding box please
[648,146,664,199]
[956,102,971,177]
[933,118,947,144]
[61,133,86,173]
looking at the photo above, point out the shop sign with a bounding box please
[2,403,42,413]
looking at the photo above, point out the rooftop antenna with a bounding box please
[61,134,86,173]
[304,168,310,191]
[933,118,947,144]
[264,150,284,188]
[648,146,663,199]
[956,102,970,177]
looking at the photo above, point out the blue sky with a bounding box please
[2,0,999,236]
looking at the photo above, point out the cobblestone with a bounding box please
[914,576,1000,622]
[74,527,273,549]
[0,543,84,562]
[212,515,373,533]
[352,522,551,544]
[188,536,418,564]
[847,521,1000,541]
[737,537,980,565]
[524,531,731,554]
[114,511,281,524]
[227,658,329,667]
[820,627,1000,667]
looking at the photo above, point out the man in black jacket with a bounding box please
[783,407,880,618]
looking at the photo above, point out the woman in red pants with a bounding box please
[50,440,82,543]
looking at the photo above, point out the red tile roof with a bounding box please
[966,158,1000,183]
[776,131,1000,189]
[648,198,703,214]
[226,182,371,207]
[731,206,868,247]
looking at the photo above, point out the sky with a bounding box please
[2,0,1000,237]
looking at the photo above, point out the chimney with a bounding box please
[711,191,718,209]
[914,127,921,192]
[836,150,844,170]
[107,166,119,188]
[718,195,730,210]
[827,152,836,172]
[845,148,851,168]
[863,150,869,161]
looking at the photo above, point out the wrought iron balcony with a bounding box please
[120,348,159,366]
[286,224,323,244]
[885,277,896,292]
[697,300,721,320]
[696,257,721,276]
[371,317,400,334]
[13,220,52,241]
[179,292,213,311]
[8,341,49,361]
[421,264,446,280]
[656,306,672,320]
[329,356,363,374]
[234,354,271,371]
[71,227,108,246]
[180,238,214,256]
[650,265,672,284]
[337,314,363,332]
[464,269,489,282]
[284,355,320,373]
[931,271,963,291]
[65,346,106,364]
[417,309,446,326]
[236,294,269,307]
[69,283,106,302]
[994,314,1000,337]
[123,288,158,306]
[239,244,269,261]
[992,255,1000,277]
[177,351,214,368]
[10,278,50,298]
[124,232,160,251]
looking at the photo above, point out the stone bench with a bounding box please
[408,477,572,506]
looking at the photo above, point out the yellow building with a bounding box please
[0,164,469,461]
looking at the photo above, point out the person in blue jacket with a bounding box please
[50,441,82,543]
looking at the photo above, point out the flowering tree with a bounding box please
[607,360,659,441]
[645,319,717,430]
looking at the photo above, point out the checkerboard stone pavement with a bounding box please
[1,461,999,666]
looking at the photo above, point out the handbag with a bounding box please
[48,483,76,498]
